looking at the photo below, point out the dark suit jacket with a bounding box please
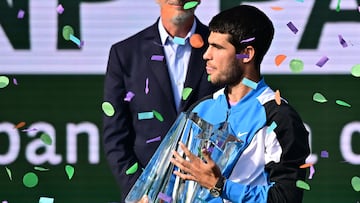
[103,18,220,202]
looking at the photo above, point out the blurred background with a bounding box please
[0,0,359,202]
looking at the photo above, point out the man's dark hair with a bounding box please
[209,5,274,67]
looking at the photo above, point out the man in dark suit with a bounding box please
[102,0,220,202]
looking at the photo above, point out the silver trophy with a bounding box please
[125,112,243,203]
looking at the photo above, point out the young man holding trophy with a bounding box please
[133,4,310,203]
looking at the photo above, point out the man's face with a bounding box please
[156,0,200,24]
[203,32,242,86]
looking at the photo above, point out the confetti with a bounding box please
[126,162,138,175]
[266,121,277,134]
[351,64,360,77]
[182,87,193,100]
[102,101,115,116]
[14,121,26,129]
[158,192,172,203]
[236,54,249,59]
[296,0,304,2]
[275,54,287,66]
[313,92,327,103]
[151,55,164,61]
[13,78,18,85]
[138,112,154,120]
[315,56,329,67]
[17,9,25,19]
[173,36,185,45]
[270,6,284,11]
[289,59,304,73]
[23,172,38,188]
[21,128,38,132]
[358,6,360,13]
[39,197,54,203]
[207,75,211,82]
[189,34,204,48]
[241,78,258,89]
[0,76,10,88]
[65,165,74,180]
[5,167,12,181]
[62,25,83,48]
[336,0,341,12]
[34,166,49,171]
[336,100,351,108]
[296,180,310,190]
[152,110,164,122]
[2,201,8,203]
[146,136,161,144]
[351,176,360,192]
[308,165,315,179]
[338,34,348,48]
[40,133,52,145]
[287,21,298,34]
[320,150,329,158]
[124,91,135,102]
[145,78,149,94]
[240,37,255,43]
[275,89,281,105]
[300,163,313,168]
[183,1,199,10]
[56,4,64,14]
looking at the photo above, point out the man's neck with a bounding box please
[227,74,261,104]
[161,16,195,38]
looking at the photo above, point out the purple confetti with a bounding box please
[308,165,315,179]
[13,78,18,85]
[17,10,25,19]
[320,150,329,158]
[287,21,298,34]
[240,37,255,43]
[151,55,164,61]
[146,136,161,144]
[236,54,249,59]
[124,91,135,102]
[158,192,172,203]
[338,34,348,48]
[315,56,329,67]
[79,40,85,48]
[21,128,38,132]
[145,78,149,94]
[57,4,64,14]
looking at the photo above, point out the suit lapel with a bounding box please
[141,23,177,111]
[179,19,209,112]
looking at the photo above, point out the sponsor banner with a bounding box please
[1,0,360,74]
[0,75,359,202]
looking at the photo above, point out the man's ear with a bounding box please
[242,46,255,64]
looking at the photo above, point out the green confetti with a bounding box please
[351,176,360,192]
[65,165,74,180]
[289,59,304,73]
[182,87,193,100]
[62,25,74,40]
[34,166,50,171]
[207,75,211,82]
[126,162,138,175]
[23,172,38,188]
[152,110,164,122]
[40,133,52,145]
[336,0,341,12]
[313,92,327,103]
[0,76,10,88]
[335,100,351,107]
[351,64,360,77]
[102,101,115,116]
[183,1,199,10]
[5,167,12,181]
[296,180,310,190]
